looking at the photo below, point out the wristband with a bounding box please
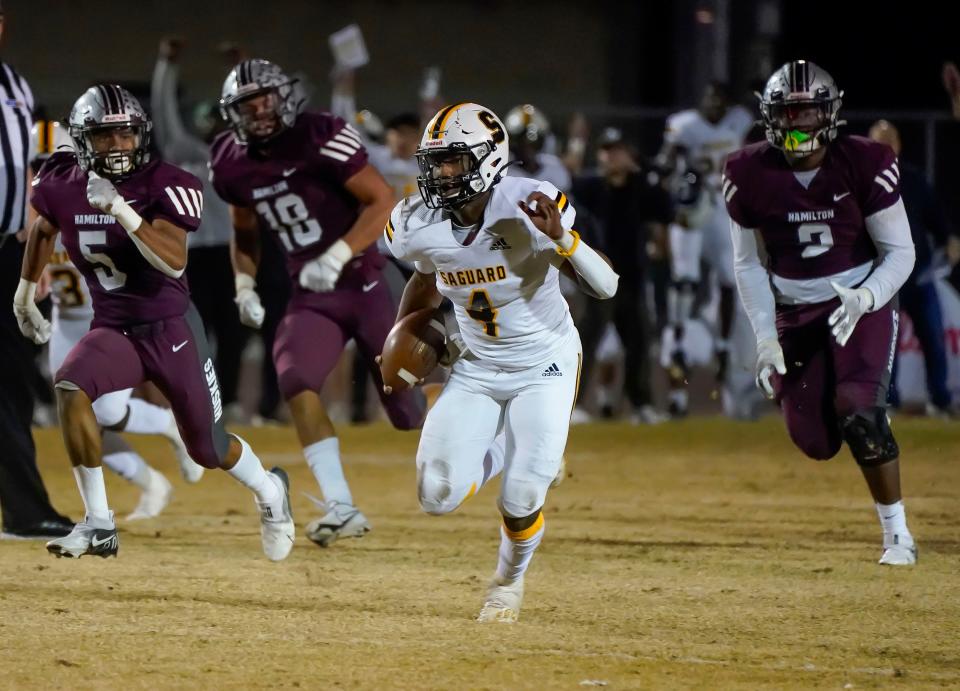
[112,197,144,233]
[554,229,580,257]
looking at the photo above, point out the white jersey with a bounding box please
[48,238,94,320]
[386,176,577,370]
[506,152,572,193]
[664,106,753,189]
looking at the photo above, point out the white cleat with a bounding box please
[125,468,173,521]
[164,416,204,484]
[305,499,371,548]
[46,513,119,559]
[257,467,295,561]
[550,456,567,489]
[879,535,917,566]
[477,574,524,623]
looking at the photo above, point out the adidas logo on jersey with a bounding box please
[542,363,562,377]
[489,237,511,250]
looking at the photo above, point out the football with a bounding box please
[379,306,446,392]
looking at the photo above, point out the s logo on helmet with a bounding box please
[414,103,511,211]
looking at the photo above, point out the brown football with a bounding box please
[379,307,446,392]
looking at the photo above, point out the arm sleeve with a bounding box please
[861,198,916,310]
[731,219,778,343]
[148,171,204,232]
[150,58,208,164]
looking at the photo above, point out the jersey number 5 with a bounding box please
[79,230,127,290]
[798,223,834,259]
[466,289,499,337]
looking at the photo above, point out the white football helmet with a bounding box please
[504,104,550,149]
[415,103,509,210]
[30,120,74,164]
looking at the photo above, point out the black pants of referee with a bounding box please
[0,236,69,532]
[576,280,654,411]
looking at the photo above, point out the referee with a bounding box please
[0,3,71,539]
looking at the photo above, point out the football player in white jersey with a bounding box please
[660,82,754,386]
[383,103,619,622]
[29,120,202,520]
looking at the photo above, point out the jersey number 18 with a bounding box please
[256,193,324,252]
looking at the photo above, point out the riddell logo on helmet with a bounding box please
[425,139,446,147]
[101,114,130,123]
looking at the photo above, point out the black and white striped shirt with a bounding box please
[0,61,34,235]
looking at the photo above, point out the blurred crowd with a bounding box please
[19,39,960,428]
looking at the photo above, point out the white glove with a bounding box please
[755,338,786,399]
[87,172,143,232]
[299,239,352,292]
[86,172,122,213]
[13,279,51,344]
[234,274,265,329]
[828,280,875,347]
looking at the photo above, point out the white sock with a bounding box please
[304,437,353,506]
[123,399,174,435]
[226,435,280,505]
[876,501,912,542]
[102,451,151,489]
[73,466,112,524]
[495,514,545,583]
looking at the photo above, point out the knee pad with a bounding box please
[840,408,899,467]
[417,459,459,515]
[92,395,128,429]
[499,478,548,519]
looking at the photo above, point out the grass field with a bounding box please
[1,418,958,690]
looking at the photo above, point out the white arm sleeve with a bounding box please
[554,231,619,299]
[730,220,778,343]
[860,198,916,311]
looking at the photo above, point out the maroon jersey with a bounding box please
[210,111,370,282]
[30,152,203,327]
[723,135,901,281]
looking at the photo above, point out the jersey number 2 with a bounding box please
[798,223,834,259]
[467,289,499,337]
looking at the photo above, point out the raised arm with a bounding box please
[150,39,209,164]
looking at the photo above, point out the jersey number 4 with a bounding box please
[798,223,834,259]
[256,193,323,252]
[466,289,499,337]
